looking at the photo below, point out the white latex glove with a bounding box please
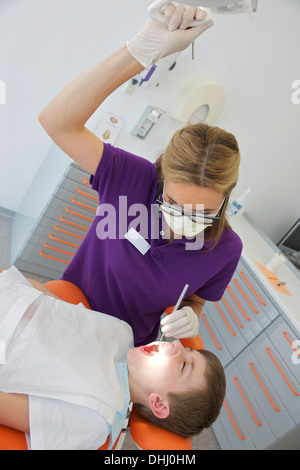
[161,306,199,339]
[163,3,209,31]
[126,5,214,70]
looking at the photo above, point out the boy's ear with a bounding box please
[148,393,170,419]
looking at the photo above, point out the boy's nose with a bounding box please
[171,340,184,356]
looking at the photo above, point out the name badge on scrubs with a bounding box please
[124,228,150,255]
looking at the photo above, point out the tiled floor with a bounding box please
[0,213,220,450]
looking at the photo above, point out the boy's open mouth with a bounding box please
[140,343,160,356]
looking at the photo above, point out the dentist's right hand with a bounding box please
[126,4,214,70]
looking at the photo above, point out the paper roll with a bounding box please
[170,77,225,125]
[265,252,287,272]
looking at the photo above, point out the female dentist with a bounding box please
[38,4,243,347]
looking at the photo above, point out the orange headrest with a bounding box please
[44,280,92,309]
[129,406,192,450]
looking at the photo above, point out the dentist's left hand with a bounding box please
[160,306,199,339]
[126,5,213,70]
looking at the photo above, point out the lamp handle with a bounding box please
[147,0,213,27]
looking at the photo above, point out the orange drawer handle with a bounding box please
[233,279,259,314]
[54,224,85,240]
[233,377,263,426]
[214,302,237,336]
[49,233,80,249]
[266,348,300,397]
[200,314,222,350]
[227,286,252,321]
[283,331,300,359]
[223,400,246,440]
[77,187,98,201]
[65,206,94,222]
[240,272,267,306]
[60,216,89,232]
[222,297,244,329]
[71,197,97,213]
[39,250,69,264]
[44,242,74,257]
[249,363,281,412]
[83,177,90,186]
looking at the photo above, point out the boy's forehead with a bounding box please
[190,349,207,385]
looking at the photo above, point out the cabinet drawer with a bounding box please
[29,217,84,248]
[266,317,300,393]
[204,300,247,358]
[18,241,71,271]
[28,234,75,263]
[60,176,99,201]
[235,347,294,439]
[30,232,78,257]
[54,187,98,213]
[222,286,263,344]
[250,333,300,424]
[235,260,279,323]
[213,395,255,450]
[49,196,96,222]
[43,205,91,232]
[199,311,232,367]
[210,418,232,450]
[65,165,92,185]
[36,215,88,242]
[227,276,270,331]
[225,362,276,449]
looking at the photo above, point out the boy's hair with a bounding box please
[134,349,226,438]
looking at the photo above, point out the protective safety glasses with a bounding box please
[156,190,226,225]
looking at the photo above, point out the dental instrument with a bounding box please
[159,283,190,342]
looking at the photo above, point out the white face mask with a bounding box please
[162,210,214,238]
[160,182,223,238]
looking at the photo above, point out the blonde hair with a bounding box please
[134,349,226,438]
[156,123,241,248]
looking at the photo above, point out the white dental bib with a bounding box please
[0,267,133,449]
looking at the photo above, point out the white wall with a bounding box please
[0,0,299,244]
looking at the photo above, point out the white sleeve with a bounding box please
[28,395,110,450]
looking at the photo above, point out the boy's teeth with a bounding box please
[143,344,159,355]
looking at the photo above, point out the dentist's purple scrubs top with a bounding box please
[61,143,242,346]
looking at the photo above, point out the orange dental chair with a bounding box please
[0,281,204,451]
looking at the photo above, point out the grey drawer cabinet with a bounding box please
[11,153,98,279]
[209,258,300,450]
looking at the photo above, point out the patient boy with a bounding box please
[0,267,225,450]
